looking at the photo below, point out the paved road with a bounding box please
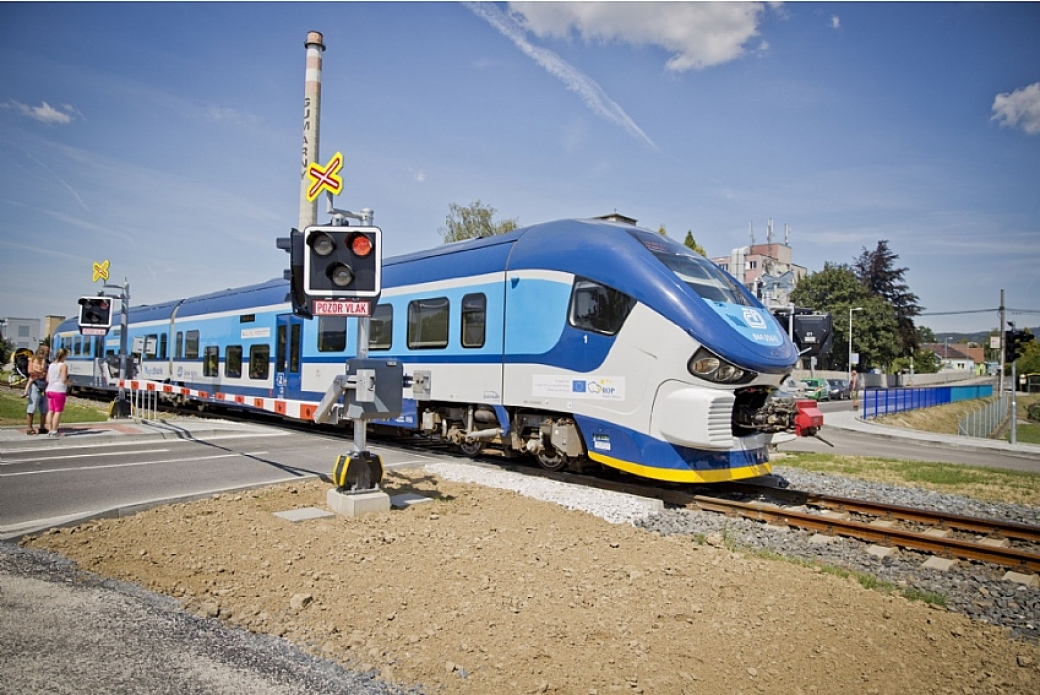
[782,400,1040,473]
[0,418,441,540]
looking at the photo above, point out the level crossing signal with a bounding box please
[1005,327,1036,361]
[303,226,381,299]
[78,296,112,335]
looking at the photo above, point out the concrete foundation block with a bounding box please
[327,488,391,518]
[390,493,434,509]
[273,507,335,523]
[921,556,958,572]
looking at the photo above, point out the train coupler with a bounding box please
[793,399,824,438]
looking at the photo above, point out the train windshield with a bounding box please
[652,250,751,305]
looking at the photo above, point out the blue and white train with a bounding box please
[53,218,821,483]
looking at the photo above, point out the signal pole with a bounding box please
[999,289,1006,394]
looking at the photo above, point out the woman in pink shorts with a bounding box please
[45,348,70,437]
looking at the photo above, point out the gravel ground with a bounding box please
[635,466,1040,641]
[0,542,423,695]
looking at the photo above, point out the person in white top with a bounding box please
[44,348,70,438]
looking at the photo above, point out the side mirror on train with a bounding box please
[78,296,112,335]
[302,225,382,299]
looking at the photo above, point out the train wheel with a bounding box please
[457,439,484,458]
[536,448,568,472]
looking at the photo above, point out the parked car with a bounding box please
[800,377,830,401]
[827,378,851,400]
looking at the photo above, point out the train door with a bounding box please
[275,314,303,399]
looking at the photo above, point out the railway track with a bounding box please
[504,466,1040,575]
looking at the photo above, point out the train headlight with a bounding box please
[687,348,755,384]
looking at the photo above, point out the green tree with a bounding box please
[917,325,936,344]
[790,263,901,371]
[0,334,12,366]
[855,240,922,356]
[683,231,706,256]
[439,200,518,244]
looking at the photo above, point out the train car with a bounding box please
[53,218,818,483]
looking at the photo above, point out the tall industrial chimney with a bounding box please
[298,31,326,230]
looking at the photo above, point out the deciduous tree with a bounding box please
[439,200,518,244]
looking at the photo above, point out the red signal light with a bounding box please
[349,233,373,257]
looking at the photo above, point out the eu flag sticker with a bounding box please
[572,380,586,393]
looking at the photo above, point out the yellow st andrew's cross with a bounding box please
[306,151,344,201]
[92,259,110,282]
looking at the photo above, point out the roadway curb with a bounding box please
[0,473,323,542]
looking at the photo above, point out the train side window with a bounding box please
[407,297,449,349]
[225,345,243,378]
[370,304,393,350]
[249,345,270,380]
[203,346,219,377]
[276,325,286,372]
[318,316,347,352]
[290,324,301,373]
[568,278,635,336]
[74,337,82,356]
[185,331,200,360]
[159,333,168,360]
[175,331,183,359]
[461,293,486,348]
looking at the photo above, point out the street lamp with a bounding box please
[849,307,863,383]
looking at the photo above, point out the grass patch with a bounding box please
[0,388,111,426]
[779,452,1040,508]
[744,546,946,605]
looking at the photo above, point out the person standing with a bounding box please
[44,348,70,438]
[23,345,50,435]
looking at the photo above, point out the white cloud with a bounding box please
[1,100,80,124]
[830,15,841,30]
[508,1,769,72]
[991,82,1040,135]
[465,2,656,149]
[203,105,261,127]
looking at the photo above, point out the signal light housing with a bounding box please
[303,225,382,299]
[78,296,113,334]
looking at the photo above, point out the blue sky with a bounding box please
[2,2,1038,335]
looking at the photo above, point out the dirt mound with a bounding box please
[25,471,1040,694]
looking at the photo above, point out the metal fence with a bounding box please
[861,383,994,420]
[957,394,1009,439]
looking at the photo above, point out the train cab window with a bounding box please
[461,293,486,348]
[185,331,200,360]
[203,346,219,377]
[249,345,270,380]
[407,297,449,349]
[652,249,750,305]
[318,316,347,352]
[225,345,243,378]
[175,331,183,359]
[370,304,393,351]
[568,278,635,337]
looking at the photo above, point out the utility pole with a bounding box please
[999,289,1006,393]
